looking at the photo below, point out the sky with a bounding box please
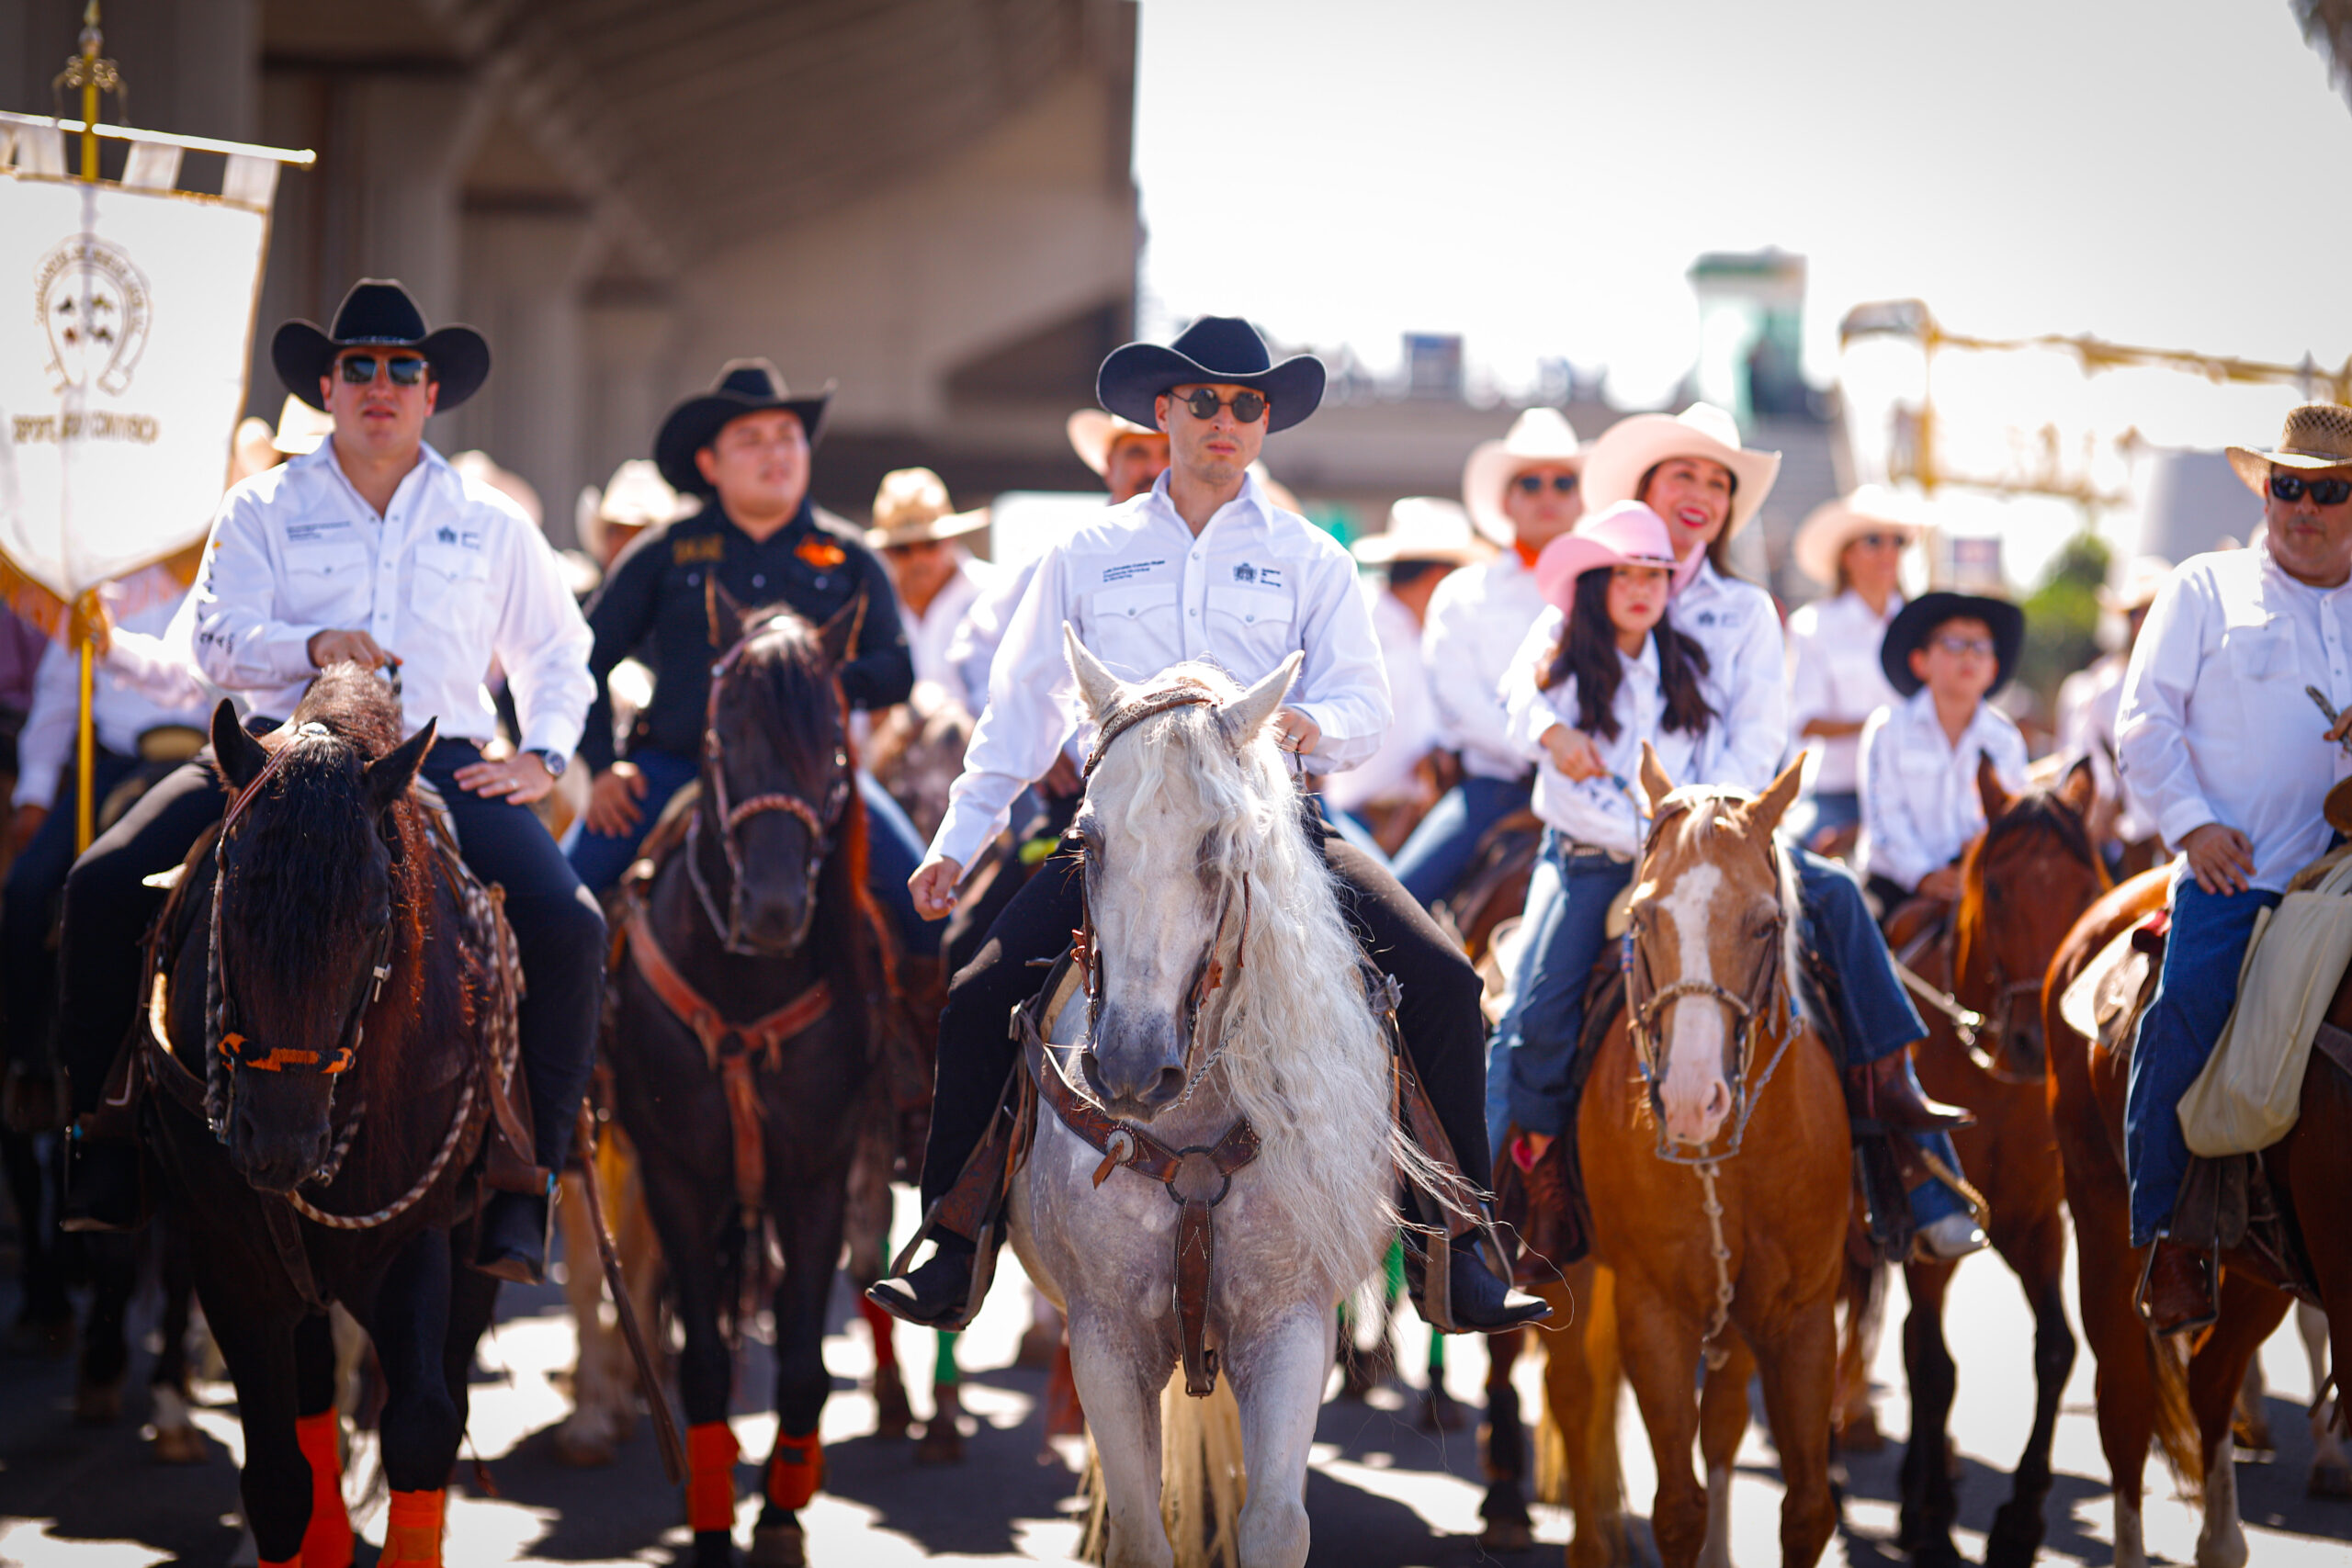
[1131,0,2352,576]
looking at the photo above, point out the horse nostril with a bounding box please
[1147,1066,1186,1105]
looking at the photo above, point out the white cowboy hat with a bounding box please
[575,458,681,561]
[865,466,989,550]
[2225,402,2352,495]
[1460,407,1585,545]
[1351,496,1484,566]
[1066,409,1166,477]
[271,393,334,457]
[1578,402,1781,542]
[1792,485,1928,588]
[2097,554,2175,614]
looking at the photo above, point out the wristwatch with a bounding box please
[528,749,569,779]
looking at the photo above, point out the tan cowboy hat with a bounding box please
[1066,409,1166,477]
[271,393,334,457]
[1351,496,1484,566]
[2225,402,2352,495]
[575,458,682,562]
[2097,554,2175,614]
[1461,407,1585,545]
[1792,485,1928,587]
[1578,402,1781,541]
[866,467,989,550]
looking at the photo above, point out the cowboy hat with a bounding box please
[866,467,989,550]
[1792,485,1927,588]
[270,394,334,457]
[1533,502,1680,613]
[575,459,683,563]
[2097,554,2175,615]
[1351,496,1484,566]
[1096,316,1326,434]
[1461,407,1585,545]
[1880,591,2025,699]
[654,358,835,497]
[2225,402,2352,495]
[270,277,490,412]
[1066,409,1167,476]
[1578,403,1781,542]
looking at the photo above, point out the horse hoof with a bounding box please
[1478,1513,1534,1553]
[550,1427,616,1469]
[1419,1386,1465,1433]
[1838,1407,1886,1453]
[2232,1414,2276,1461]
[74,1380,123,1427]
[874,1371,913,1440]
[747,1521,807,1568]
[915,1419,966,1465]
[1985,1499,2048,1568]
[2309,1461,2352,1499]
[149,1422,209,1465]
[691,1528,738,1568]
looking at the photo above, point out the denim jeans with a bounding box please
[1787,788,1860,848]
[2126,868,2278,1247]
[566,747,703,895]
[1491,831,1633,1145]
[1390,774,1533,908]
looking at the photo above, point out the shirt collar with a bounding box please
[310,437,447,522]
[713,496,815,544]
[1140,468,1270,538]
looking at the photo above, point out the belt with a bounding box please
[1557,840,1633,865]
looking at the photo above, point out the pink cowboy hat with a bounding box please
[1533,501,1679,612]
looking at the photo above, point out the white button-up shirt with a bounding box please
[15,567,214,810]
[1785,588,1903,795]
[899,548,998,697]
[194,441,594,755]
[1856,687,2030,891]
[2117,544,2352,893]
[1422,549,1547,780]
[1501,608,1728,856]
[1325,581,1436,813]
[2056,652,2157,843]
[1671,559,1788,793]
[931,470,1390,870]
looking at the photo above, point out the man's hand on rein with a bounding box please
[1272,707,1320,757]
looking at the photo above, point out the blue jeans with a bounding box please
[1787,788,1860,847]
[567,748,703,894]
[1492,832,1632,1145]
[2126,869,2277,1247]
[1391,774,1533,908]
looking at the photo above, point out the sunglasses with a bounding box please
[2269,473,2352,506]
[1176,388,1269,424]
[1514,472,1579,496]
[337,353,430,388]
[1931,635,1996,660]
[1850,531,1904,550]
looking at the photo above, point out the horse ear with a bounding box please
[1636,739,1677,815]
[2055,755,2098,819]
[1220,652,1301,750]
[818,595,865,667]
[1064,625,1125,721]
[1745,755,1807,840]
[1976,750,2015,823]
[211,700,266,793]
[363,719,435,815]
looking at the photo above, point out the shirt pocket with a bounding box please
[413,539,492,640]
[283,540,373,626]
[1204,583,1297,668]
[2223,619,2291,682]
[1082,581,1182,670]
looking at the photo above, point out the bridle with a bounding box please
[687,616,851,955]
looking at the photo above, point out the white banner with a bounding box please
[0,173,270,602]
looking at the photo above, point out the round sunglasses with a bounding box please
[1175,388,1268,424]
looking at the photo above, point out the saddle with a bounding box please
[1435,807,1545,959]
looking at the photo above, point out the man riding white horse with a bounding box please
[868,315,1546,1334]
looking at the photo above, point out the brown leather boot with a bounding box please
[2137,1238,2219,1336]
[1849,1054,1973,1134]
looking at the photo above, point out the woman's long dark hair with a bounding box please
[1536,566,1715,740]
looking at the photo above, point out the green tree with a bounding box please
[2018,531,2112,714]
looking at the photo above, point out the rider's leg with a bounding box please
[1493,834,1633,1147]
[426,741,607,1282]
[1389,774,1532,908]
[2,748,136,1072]
[563,747,698,896]
[858,772,938,959]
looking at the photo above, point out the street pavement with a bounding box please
[3,1185,2349,1566]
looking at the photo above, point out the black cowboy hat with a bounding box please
[654,359,835,497]
[1096,316,1326,435]
[1881,591,2026,699]
[270,278,490,413]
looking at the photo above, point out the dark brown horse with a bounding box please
[147,670,503,1568]
[604,603,889,1568]
[1891,758,2108,1567]
[2048,856,2352,1568]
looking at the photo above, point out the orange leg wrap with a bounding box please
[764,1430,824,1511]
[294,1411,354,1568]
[685,1419,740,1533]
[379,1487,445,1567]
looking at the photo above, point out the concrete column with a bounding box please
[580,290,684,507]
[334,72,492,324]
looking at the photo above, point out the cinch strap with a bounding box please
[379,1487,445,1568]
[686,1420,739,1532]
[765,1430,824,1509]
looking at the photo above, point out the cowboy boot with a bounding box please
[1848,1054,1973,1134]
[474,1179,554,1286]
[2137,1237,2219,1337]
[866,1231,976,1328]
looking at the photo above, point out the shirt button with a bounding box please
[752,574,765,588]
[1189,609,1197,617]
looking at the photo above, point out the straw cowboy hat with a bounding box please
[574,459,682,562]
[1578,402,1782,541]
[1066,410,1166,476]
[655,358,835,497]
[1880,591,2025,699]
[2225,402,2352,495]
[1351,496,1484,566]
[1792,484,1928,588]
[866,467,989,550]
[272,277,490,412]
[2098,555,2175,615]
[1096,316,1326,434]
[269,394,334,457]
[1461,407,1585,545]
[1533,501,1680,613]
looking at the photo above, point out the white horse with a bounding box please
[1007,634,1399,1568]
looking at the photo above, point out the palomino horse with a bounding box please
[604,602,889,1568]
[1546,746,1851,1568]
[2048,860,2352,1568]
[1893,757,2109,1567]
[1009,637,1400,1568]
[145,672,503,1568]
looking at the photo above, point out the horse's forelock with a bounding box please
[220,730,413,989]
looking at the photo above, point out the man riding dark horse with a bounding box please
[57,277,604,1284]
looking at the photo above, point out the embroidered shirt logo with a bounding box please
[437,525,458,545]
[1232,562,1258,583]
[673,535,725,565]
[1232,562,1283,590]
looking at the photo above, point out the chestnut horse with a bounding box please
[1547,748,1851,1568]
[1894,757,2109,1567]
[2048,861,2352,1568]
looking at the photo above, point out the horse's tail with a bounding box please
[2145,1320,2206,1499]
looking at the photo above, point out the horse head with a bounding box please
[207,675,432,1193]
[1064,627,1296,1120]
[1957,753,2106,1080]
[1627,743,1804,1149]
[695,596,857,954]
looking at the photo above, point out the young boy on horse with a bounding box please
[56,278,603,1282]
[1854,591,2031,915]
[2115,402,2352,1333]
[869,316,1547,1334]
[1577,403,1987,1260]
[569,359,934,955]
